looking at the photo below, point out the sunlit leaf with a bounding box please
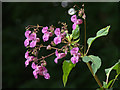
[105,60,120,83]
[62,60,76,87]
[87,25,110,47]
[82,55,101,75]
[72,25,80,39]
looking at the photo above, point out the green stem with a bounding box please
[86,62,103,88]
[110,72,120,88]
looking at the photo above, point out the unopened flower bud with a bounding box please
[47,45,51,50]
[40,60,47,67]
[36,38,40,42]
[82,13,86,19]
[51,41,56,46]
[61,29,64,33]
[65,30,68,34]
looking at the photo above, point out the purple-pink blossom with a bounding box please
[71,56,79,64]
[72,23,76,30]
[54,28,61,36]
[71,15,77,23]
[70,47,79,55]
[70,47,81,64]
[25,56,34,67]
[71,15,83,30]
[42,26,53,42]
[42,26,48,34]
[32,65,50,79]
[54,49,67,63]
[25,30,31,38]
[24,31,38,48]
[42,32,50,42]
[54,37,61,45]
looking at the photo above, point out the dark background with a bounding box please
[2,2,120,88]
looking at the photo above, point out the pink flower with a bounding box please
[72,23,76,30]
[70,47,81,64]
[29,33,36,40]
[25,51,29,59]
[54,36,61,45]
[76,19,83,25]
[42,32,49,42]
[54,28,61,36]
[25,30,31,38]
[25,51,34,67]
[24,39,29,47]
[24,31,38,47]
[71,56,79,64]
[49,32,53,37]
[54,49,66,63]
[30,40,37,48]
[46,45,51,50]
[71,15,77,23]
[25,56,34,67]
[31,62,37,69]
[42,26,48,33]
[44,73,50,79]
[61,32,66,38]
[70,47,79,55]
[32,65,50,79]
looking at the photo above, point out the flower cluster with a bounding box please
[54,49,67,63]
[70,47,81,64]
[24,4,85,80]
[32,62,50,79]
[24,30,39,48]
[54,28,66,45]
[42,26,53,42]
[71,15,83,30]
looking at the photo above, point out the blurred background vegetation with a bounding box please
[2,2,120,88]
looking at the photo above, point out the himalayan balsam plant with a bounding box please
[24,4,120,89]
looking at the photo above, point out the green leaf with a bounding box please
[87,25,110,47]
[105,60,120,84]
[62,60,76,87]
[82,55,101,75]
[72,25,80,39]
[96,25,110,37]
[71,39,80,45]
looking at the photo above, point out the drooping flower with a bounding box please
[71,56,79,64]
[70,47,81,64]
[71,15,83,30]
[76,19,83,25]
[32,65,50,79]
[25,30,31,38]
[25,51,29,59]
[24,31,38,48]
[70,47,79,55]
[71,15,77,23]
[25,56,34,67]
[44,73,50,79]
[42,32,50,42]
[54,28,61,36]
[54,49,66,63]
[54,37,61,45]
[42,26,48,34]
[30,40,37,47]
[24,39,29,47]
[72,23,76,30]
[31,62,37,69]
